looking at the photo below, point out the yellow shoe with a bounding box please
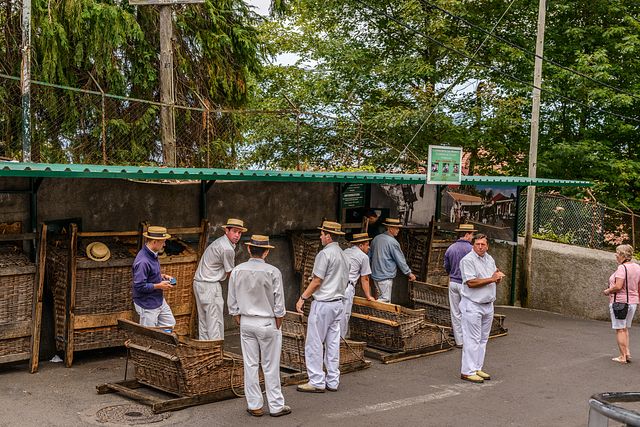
[460,374,484,383]
[475,370,491,380]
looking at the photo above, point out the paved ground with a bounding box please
[1,306,639,427]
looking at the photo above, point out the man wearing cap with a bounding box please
[444,223,477,348]
[132,226,176,328]
[368,218,416,303]
[296,221,349,393]
[341,232,375,338]
[193,218,247,340]
[227,235,291,418]
[459,233,505,384]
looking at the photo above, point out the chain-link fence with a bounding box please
[518,193,639,254]
[0,75,300,168]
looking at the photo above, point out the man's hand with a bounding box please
[408,273,417,282]
[234,315,241,326]
[161,274,171,280]
[296,298,305,314]
[366,295,376,301]
[275,317,283,329]
[492,270,506,283]
[155,281,173,290]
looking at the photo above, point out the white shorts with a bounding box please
[609,303,637,329]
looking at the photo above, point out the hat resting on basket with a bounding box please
[143,226,171,240]
[86,242,111,262]
[245,235,275,249]
[317,221,345,235]
[382,218,403,228]
[224,218,248,232]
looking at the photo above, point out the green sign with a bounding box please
[427,145,462,184]
[342,183,366,208]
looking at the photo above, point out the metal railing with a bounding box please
[588,392,640,426]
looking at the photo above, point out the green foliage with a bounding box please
[0,0,263,166]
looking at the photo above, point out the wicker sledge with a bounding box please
[409,280,508,337]
[119,319,248,397]
[280,311,367,371]
[349,297,452,353]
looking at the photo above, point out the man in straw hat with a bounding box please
[458,233,505,384]
[194,218,247,340]
[227,235,291,418]
[341,232,375,338]
[368,218,416,303]
[132,226,176,328]
[444,223,477,348]
[296,221,349,393]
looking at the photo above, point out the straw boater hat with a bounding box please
[382,218,403,228]
[245,235,275,249]
[317,221,345,235]
[86,242,111,262]
[350,232,372,244]
[224,218,248,232]
[455,223,477,232]
[143,226,171,240]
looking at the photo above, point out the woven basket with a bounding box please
[0,246,38,365]
[280,311,366,370]
[120,319,233,396]
[410,280,507,337]
[350,297,452,352]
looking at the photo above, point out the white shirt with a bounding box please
[343,246,372,284]
[227,258,286,318]
[194,234,235,283]
[460,250,497,304]
[312,242,349,301]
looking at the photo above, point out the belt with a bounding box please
[316,298,342,303]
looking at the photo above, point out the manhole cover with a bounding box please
[96,404,171,425]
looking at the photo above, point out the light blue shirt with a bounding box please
[460,250,497,304]
[369,232,412,281]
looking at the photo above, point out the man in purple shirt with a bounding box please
[443,223,476,347]
[132,225,176,328]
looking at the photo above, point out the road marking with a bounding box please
[325,381,501,419]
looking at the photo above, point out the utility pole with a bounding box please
[129,0,203,167]
[523,0,547,305]
[21,0,32,162]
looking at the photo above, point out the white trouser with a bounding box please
[448,281,464,346]
[460,297,494,376]
[374,279,393,303]
[193,280,224,340]
[240,316,285,413]
[305,300,343,389]
[134,300,175,328]
[340,283,356,338]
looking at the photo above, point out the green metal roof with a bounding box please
[0,162,591,187]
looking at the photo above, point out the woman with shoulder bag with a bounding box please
[603,244,640,364]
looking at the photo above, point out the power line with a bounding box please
[424,0,640,102]
[388,0,518,169]
[351,0,640,126]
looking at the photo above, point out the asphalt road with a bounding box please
[1,306,638,427]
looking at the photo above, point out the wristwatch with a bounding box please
[300,294,309,301]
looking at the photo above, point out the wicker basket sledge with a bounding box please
[409,280,508,337]
[281,311,367,371]
[46,221,209,367]
[118,319,248,397]
[0,223,47,373]
[349,297,452,353]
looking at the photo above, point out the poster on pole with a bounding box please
[427,145,462,185]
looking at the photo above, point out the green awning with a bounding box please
[0,162,591,187]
